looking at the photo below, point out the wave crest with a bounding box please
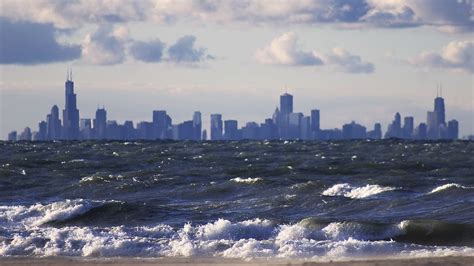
[322,183,396,199]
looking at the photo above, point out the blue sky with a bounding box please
[0,0,473,138]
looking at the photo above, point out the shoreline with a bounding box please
[1,256,473,266]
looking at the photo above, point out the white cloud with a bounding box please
[409,40,474,73]
[81,25,130,65]
[255,32,374,73]
[255,32,323,66]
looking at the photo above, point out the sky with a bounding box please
[0,0,473,139]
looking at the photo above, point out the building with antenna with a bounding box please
[62,68,80,140]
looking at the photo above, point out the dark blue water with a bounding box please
[1,140,473,259]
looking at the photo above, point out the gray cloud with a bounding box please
[81,24,129,65]
[130,39,166,62]
[0,0,471,32]
[409,40,474,73]
[168,35,213,63]
[0,17,81,65]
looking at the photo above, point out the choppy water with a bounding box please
[1,140,474,260]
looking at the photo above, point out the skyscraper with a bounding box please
[402,116,414,139]
[434,96,446,126]
[46,105,62,140]
[210,114,223,140]
[193,111,202,141]
[280,93,293,115]
[62,69,80,139]
[447,119,459,140]
[311,109,320,132]
[224,120,238,140]
[152,110,171,139]
[94,108,107,139]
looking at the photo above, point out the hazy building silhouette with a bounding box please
[224,120,239,140]
[202,129,208,141]
[177,120,194,140]
[153,110,171,139]
[242,122,259,139]
[37,121,47,141]
[137,121,153,140]
[46,105,62,140]
[80,118,93,140]
[260,119,277,140]
[210,114,223,140]
[447,119,459,140]
[8,131,17,141]
[367,123,382,139]
[402,116,414,139]
[343,121,367,139]
[193,111,202,141]
[426,111,438,139]
[288,112,303,139]
[301,116,311,140]
[385,112,402,138]
[19,127,32,141]
[94,108,107,139]
[62,69,80,139]
[280,93,293,115]
[415,123,427,140]
[311,109,320,137]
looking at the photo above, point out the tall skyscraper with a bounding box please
[434,96,446,126]
[62,69,80,139]
[193,111,202,141]
[280,93,293,115]
[210,114,223,140]
[94,108,107,139]
[426,111,438,139]
[46,105,62,140]
[311,109,320,132]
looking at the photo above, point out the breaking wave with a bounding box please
[428,183,471,194]
[322,183,396,199]
[1,200,474,259]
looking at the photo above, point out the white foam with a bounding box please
[429,183,470,194]
[322,183,396,199]
[1,213,473,259]
[230,177,263,184]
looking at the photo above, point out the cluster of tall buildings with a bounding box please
[7,72,459,141]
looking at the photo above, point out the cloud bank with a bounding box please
[0,0,472,32]
[0,17,81,65]
[256,32,374,73]
[409,40,474,73]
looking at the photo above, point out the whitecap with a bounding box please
[230,177,263,184]
[322,183,396,199]
[428,183,470,194]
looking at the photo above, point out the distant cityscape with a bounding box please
[7,70,461,141]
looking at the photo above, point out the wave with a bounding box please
[322,183,396,199]
[0,199,121,228]
[230,177,263,184]
[428,183,471,194]
[1,211,474,258]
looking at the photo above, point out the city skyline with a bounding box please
[1,1,473,138]
[6,71,462,141]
